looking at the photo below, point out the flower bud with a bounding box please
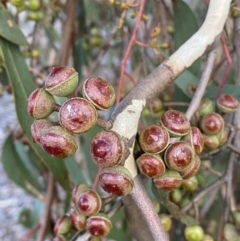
[53,235,67,241]
[153,169,182,192]
[40,126,77,158]
[159,214,172,232]
[72,184,89,205]
[137,153,165,178]
[180,155,201,180]
[198,98,214,117]
[217,94,239,113]
[30,119,54,145]
[160,110,190,137]
[45,66,78,97]
[169,188,182,204]
[99,166,133,196]
[76,189,102,216]
[90,131,123,167]
[139,125,169,153]
[27,88,55,119]
[184,226,204,241]
[182,176,198,191]
[59,97,97,134]
[202,234,214,241]
[54,215,71,235]
[203,134,220,150]
[69,207,85,231]
[151,200,161,213]
[85,213,112,237]
[83,77,115,110]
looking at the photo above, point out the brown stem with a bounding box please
[36,173,55,241]
[96,118,112,130]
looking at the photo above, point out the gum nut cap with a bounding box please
[164,141,194,172]
[99,166,133,196]
[83,77,116,110]
[27,88,55,119]
[40,126,77,158]
[180,155,201,180]
[86,213,112,237]
[217,94,239,113]
[69,207,85,231]
[59,97,97,134]
[76,189,102,216]
[153,169,182,192]
[139,125,169,153]
[45,66,78,97]
[137,153,165,178]
[160,110,190,137]
[72,184,89,204]
[30,119,54,145]
[90,131,123,167]
[200,112,224,135]
[184,226,204,241]
[54,215,71,235]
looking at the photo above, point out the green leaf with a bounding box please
[204,84,240,101]
[0,37,69,190]
[175,69,199,97]
[173,0,200,76]
[0,7,28,46]
[2,135,43,196]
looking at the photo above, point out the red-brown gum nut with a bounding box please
[164,141,194,172]
[160,110,190,137]
[69,207,85,231]
[30,119,54,145]
[217,94,239,113]
[76,190,102,216]
[200,112,224,135]
[59,97,97,134]
[83,77,116,110]
[183,127,204,155]
[85,213,112,237]
[180,155,201,179]
[153,169,182,192]
[40,126,77,158]
[99,166,133,196]
[137,153,166,178]
[27,88,55,119]
[71,184,89,205]
[139,125,169,154]
[54,215,71,235]
[45,66,78,97]
[90,131,123,167]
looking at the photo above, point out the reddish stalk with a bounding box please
[124,72,137,86]
[91,167,102,191]
[217,34,232,98]
[116,0,147,105]
[18,222,40,241]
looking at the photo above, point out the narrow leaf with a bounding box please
[173,0,200,75]
[2,135,43,196]
[0,6,28,46]
[0,37,69,190]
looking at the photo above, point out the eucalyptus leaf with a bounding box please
[0,37,69,190]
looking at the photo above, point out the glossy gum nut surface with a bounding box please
[45,66,78,97]
[153,169,182,192]
[200,112,224,135]
[76,190,102,216]
[30,119,54,145]
[59,97,97,134]
[139,125,169,153]
[69,207,85,231]
[181,155,201,179]
[90,131,123,167]
[137,153,166,178]
[217,94,239,113]
[86,213,112,237]
[72,184,89,204]
[99,166,133,196]
[40,126,77,158]
[164,141,194,172]
[160,110,190,137]
[54,215,71,235]
[27,88,55,119]
[83,77,116,110]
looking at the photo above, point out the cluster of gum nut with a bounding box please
[27,66,239,240]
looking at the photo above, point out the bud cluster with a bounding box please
[27,66,116,160]
[53,184,112,240]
